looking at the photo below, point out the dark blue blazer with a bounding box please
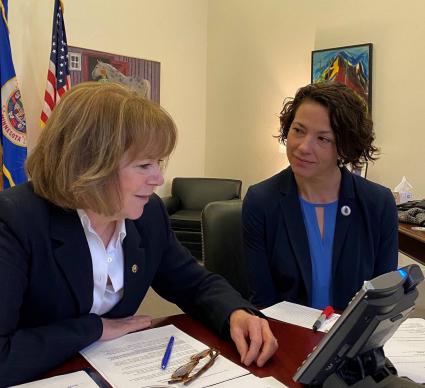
[242,167,398,310]
[0,183,253,387]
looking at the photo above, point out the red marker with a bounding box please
[312,306,334,332]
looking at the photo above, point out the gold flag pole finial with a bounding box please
[0,1,10,33]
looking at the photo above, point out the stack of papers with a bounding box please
[384,318,425,384]
[15,372,287,388]
[262,301,340,332]
[213,375,287,387]
[13,324,288,388]
[80,324,287,388]
[11,371,99,387]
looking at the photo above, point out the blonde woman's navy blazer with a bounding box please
[243,166,398,310]
[0,183,253,387]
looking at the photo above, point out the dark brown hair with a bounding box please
[279,82,378,169]
[27,82,177,215]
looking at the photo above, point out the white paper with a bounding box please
[384,318,425,383]
[262,301,340,332]
[80,324,249,388]
[11,371,98,388]
[212,374,288,387]
[260,376,289,387]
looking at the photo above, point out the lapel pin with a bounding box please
[341,205,351,216]
[131,264,138,273]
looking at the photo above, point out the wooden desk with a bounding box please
[399,222,425,265]
[41,314,324,388]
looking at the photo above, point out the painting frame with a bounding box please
[67,46,161,103]
[311,43,373,112]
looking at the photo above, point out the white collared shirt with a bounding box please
[77,209,126,316]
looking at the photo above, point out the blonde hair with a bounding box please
[27,82,176,215]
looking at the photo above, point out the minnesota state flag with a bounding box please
[0,0,27,189]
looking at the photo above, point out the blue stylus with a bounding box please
[161,336,174,369]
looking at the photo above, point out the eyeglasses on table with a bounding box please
[168,348,220,385]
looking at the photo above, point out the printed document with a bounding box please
[212,374,288,387]
[11,371,99,388]
[80,324,249,388]
[384,318,425,383]
[262,301,340,332]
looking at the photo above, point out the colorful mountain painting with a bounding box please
[311,44,372,109]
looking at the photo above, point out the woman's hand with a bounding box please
[100,315,152,341]
[229,309,278,367]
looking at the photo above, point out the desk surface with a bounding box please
[41,314,324,388]
[399,222,425,265]
[399,223,425,242]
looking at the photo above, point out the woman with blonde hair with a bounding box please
[0,82,277,386]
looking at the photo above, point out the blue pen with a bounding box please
[161,336,174,369]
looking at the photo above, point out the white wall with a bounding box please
[9,0,208,196]
[206,0,425,198]
[8,1,425,197]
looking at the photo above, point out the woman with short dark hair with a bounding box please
[243,82,397,310]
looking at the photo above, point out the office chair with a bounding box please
[162,178,242,260]
[201,200,251,299]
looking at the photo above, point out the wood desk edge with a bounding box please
[399,222,425,243]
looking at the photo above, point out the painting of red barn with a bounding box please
[311,43,372,112]
[68,46,160,103]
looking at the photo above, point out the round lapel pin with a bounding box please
[341,205,351,216]
[131,264,138,273]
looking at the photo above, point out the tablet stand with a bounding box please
[322,347,421,388]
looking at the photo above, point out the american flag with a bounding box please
[40,0,70,126]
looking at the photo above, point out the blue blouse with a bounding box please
[299,197,338,309]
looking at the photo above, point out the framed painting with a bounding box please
[311,43,372,112]
[68,46,160,103]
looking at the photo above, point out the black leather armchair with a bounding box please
[201,200,250,299]
[162,177,242,260]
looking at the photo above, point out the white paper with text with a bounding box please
[80,324,249,388]
[384,318,425,383]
